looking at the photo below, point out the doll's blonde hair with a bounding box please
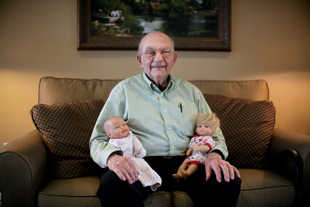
[195,113,220,135]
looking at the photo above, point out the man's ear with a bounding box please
[172,52,178,66]
[136,54,143,68]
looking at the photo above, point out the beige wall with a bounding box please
[0,0,310,146]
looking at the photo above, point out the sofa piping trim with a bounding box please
[241,184,294,192]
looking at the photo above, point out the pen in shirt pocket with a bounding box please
[179,103,183,113]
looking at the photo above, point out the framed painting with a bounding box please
[78,0,231,51]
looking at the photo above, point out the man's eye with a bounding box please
[146,50,156,55]
[162,50,170,54]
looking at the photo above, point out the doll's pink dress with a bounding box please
[187,135,215,166]
[109,131,162,191]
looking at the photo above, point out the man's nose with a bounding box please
[153,51,164,61]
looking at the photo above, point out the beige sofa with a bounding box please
[0,77,309,207]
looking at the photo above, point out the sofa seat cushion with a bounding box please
[172,191,194,207]
[38,169,294,207]
[38,176,172,207]
[38,176,101,207]
[238,169,295,207]
[144,191,173,207]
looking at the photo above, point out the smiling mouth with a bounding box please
[152,65,166,69]
[123,131,130,136]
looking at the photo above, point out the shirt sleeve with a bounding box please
[89,84,126,168]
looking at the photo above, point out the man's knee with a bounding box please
[97,171,146,207]
[216,174,241,206]
[98,171,122,196]
[186,170,241,206]
[100,171,120,185]
[211,171,241,195]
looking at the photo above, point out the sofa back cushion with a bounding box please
[39,77,122,105]
[204,94,276,168]
[38,77,269,104]
[190,80,269,101]
[30,99,104,178]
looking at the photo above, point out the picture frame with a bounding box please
[78,0,231,51]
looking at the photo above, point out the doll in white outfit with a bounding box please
[104,116,162,191]
[173,113,219,181]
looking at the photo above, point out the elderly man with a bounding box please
[90,31,241,207]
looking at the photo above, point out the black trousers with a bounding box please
[97,156,241,207]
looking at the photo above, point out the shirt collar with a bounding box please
[142,72,173,93]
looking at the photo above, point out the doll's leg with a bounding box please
[180,164,199,179]
[172,158,188,182]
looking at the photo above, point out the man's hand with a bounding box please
[205,152,240,183]
[107,154,139,184]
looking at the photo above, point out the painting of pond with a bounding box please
[90,0,219,38]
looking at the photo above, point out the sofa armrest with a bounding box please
[0,130,49,207]
[270,128,310,200]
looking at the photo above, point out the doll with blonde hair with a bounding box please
[173,113,220,181]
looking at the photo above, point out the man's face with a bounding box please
[137,32,177,86]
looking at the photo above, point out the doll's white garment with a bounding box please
[187,135,215,166]
[109,131,162,191]
[109,131,146,158]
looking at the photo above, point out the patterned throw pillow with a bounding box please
[204,94,276,168]
[30,99,104,178]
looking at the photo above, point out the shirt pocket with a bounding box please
[174,100,198,138]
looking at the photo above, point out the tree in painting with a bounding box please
[91,0,218,37]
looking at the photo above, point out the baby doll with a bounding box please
[173,113,220,181]
[104,116,162,191]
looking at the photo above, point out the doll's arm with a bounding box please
[192,136,215,153]
[192,145,211,153]
[133,136,146,158]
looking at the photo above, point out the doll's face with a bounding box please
[105,117,130,139]
[195,123,213,136]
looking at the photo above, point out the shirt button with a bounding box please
[168,127,171,130]
[160,93,164,96]
[171,146,175,149]
[164,110,167,113]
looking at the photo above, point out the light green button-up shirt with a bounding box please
[90,73,228,168]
